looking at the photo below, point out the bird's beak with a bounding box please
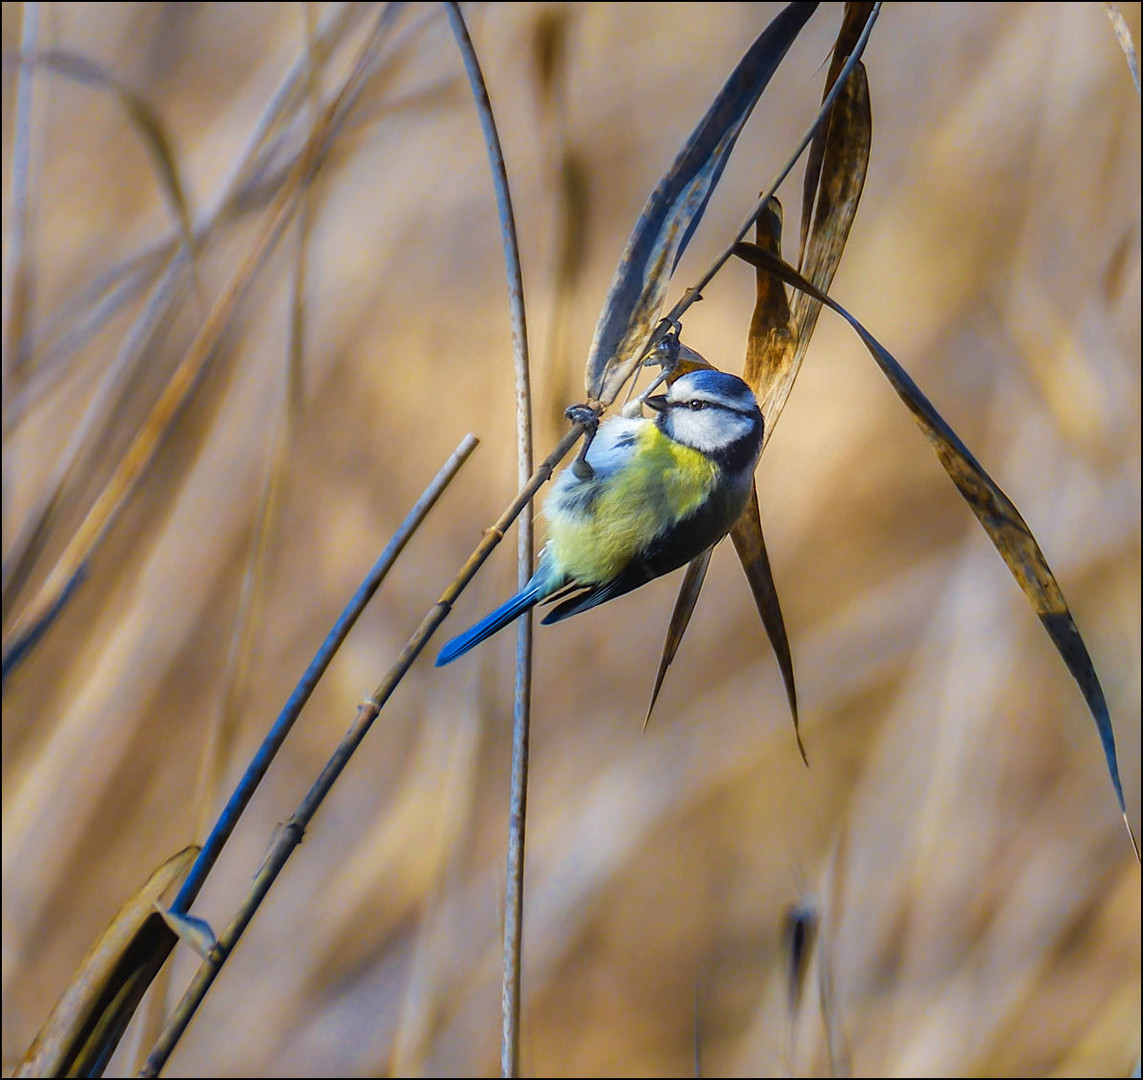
[643,394,668,413]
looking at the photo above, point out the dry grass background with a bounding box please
[2,2,1140,1076]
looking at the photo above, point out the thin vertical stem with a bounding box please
[443,6,534,1076]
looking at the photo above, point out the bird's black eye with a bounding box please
[688,400,705,410]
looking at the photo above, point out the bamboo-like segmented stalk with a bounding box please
[137,423,586,1077]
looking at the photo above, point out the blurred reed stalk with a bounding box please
[1,0,38,398]
[0,1,380,676]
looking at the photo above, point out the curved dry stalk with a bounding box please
[442,5,535,1076]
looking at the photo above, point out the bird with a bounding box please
[435,368,764,666]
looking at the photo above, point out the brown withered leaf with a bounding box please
[799,3,877,263]
[737,198,802,756]
[643,549,713,731]
[645,201,802,743]
[770,60,871,431]
[731,483,804,763]
[745,198,797,411]
[14,847,198,1078]
[733,239,1139,860]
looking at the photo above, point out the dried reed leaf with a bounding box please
[585,2,819,407]
[770,59,871,431]
[13,846,197,1078]
[638,342,722,731]
[647,203,802,745]
[733,239,1138,857]
[731,484,803,762]
[798,2,876,263]
[643,548,711,731]
[744,198,795,399]
[737,197,801,753]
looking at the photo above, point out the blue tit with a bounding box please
[435,368,764,666]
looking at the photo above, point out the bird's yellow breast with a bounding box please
[546,423,718,584]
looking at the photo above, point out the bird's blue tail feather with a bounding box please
[435,574,551,666]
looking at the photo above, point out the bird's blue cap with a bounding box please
[667,368,759,412]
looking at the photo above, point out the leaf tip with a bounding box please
[1126,813,1140,864]
[795,724,808,767]
[642,676,666,733]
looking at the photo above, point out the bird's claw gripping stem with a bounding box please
[565,403,601,480]
[644,319,682,373]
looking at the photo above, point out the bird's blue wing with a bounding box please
[541,478,748,624]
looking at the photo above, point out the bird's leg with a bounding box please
[564,403,600,480]
[646,319,682,374]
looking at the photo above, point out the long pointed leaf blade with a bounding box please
[768,60,870,431]
[792,59,871,341]
[734,199,802,752]
[733,241,1138,855]
[798,3,877,264]
[643,550,712,731]
[731,482,804,763]
[14,847,198,1078]
[586,2,819,407]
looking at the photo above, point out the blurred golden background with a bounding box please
[3,3,1139,1075]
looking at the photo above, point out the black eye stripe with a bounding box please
[668,396,756,415]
